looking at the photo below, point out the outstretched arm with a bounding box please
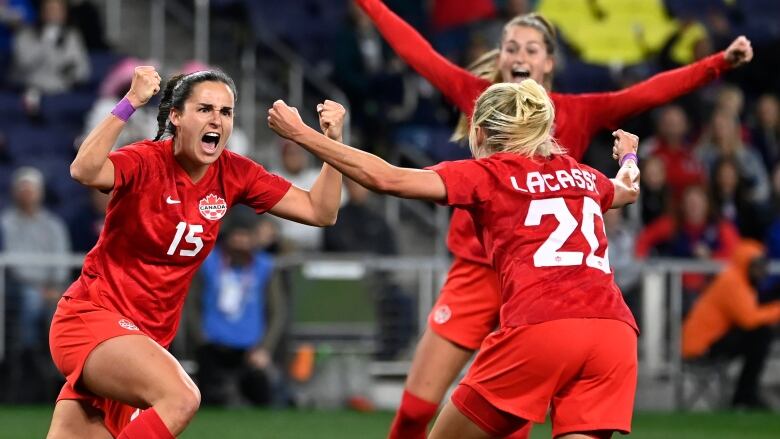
[610,130,640,209]
[269,101,344,226]
[268,100,446,202]
[581,36,752,130]
[70,66,161,190]
[355,0,490,115]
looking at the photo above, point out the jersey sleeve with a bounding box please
[355,0,491,116]
[232,154,292,214]
[108,141,157,193]
[590,167,615,212]
[572,52,731,132]
[426,159,495,208]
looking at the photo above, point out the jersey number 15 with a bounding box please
[167,222,204,257]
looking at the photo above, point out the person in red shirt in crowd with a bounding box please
[635,184,740,295]
[267,79,642,439]
[354,1,753,437]
[641,105,705,198]
[47,67,345,438]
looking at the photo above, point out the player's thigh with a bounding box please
[47,399,112,439]
[405,328,474,402]
[552,320,636,438]
[428,401,493,439]
[81,334,198,408]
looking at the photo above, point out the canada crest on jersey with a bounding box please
[199,193,227,221]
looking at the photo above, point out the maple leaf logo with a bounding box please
[198,193,227,221]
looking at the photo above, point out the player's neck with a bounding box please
[173,149,209,183]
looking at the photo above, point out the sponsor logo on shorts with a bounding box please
[199,193,227,221]
[130,409,142,421]
[118,319,139,331]
[432,305,452,324]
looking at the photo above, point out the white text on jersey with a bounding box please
[510,169,598,194]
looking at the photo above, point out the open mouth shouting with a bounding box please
[511,66,531,82]
[201,132,221,154]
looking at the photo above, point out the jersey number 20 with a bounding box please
[167,222,204,257]
[524,197,610,274]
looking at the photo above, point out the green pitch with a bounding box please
[1,406,779,438]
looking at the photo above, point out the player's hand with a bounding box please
[268,100,307,141]
[724,36,753,67]
[317,100,346,141]
[611,129,639,161]
[125,66,161,108]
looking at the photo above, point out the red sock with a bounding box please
[387,390,439,439]
[117,408,174,439]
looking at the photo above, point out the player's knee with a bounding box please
[163,382,201,426]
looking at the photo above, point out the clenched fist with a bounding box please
[267,100,307,141]
[317,100,347,141]
[125,66,161,108]
[724,36,753,68]
[611,129,638,162]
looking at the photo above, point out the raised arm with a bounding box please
[268,100,446,202]
[268,101,344,227]
[582,36,752,130]
[70,66,161,190]
[355,0,490,115]
[610,129,640,209]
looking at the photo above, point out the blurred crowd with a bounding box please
[0,0,778,410]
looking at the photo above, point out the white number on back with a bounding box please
[167,222,204,257]
[523,197,610,274]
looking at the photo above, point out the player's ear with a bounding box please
[475,126,487,147]
[169,108,181,127]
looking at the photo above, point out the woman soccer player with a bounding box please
[355,1,753,436]
[267,79,641,438]
[47,66,344,438]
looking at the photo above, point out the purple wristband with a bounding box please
[619,152,638,167]
[111,97,136,122]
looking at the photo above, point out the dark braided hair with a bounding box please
[154,70,238,141]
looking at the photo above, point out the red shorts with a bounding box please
[49,296,147,437]
[428,257,501,350]
[454,318,637,437]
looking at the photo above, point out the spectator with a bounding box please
[604,208,641,315]
[682,240,780,409]
[750,94,780,174]
[323,178,414,361]
[324,178,397,255]
[0,0,34,82]
[636,184,740,294]
[14,0,90,117]
[638,154,671,225]
[194,215,287,406]
[0,167,70,349]
[66,187,109,253]
[710,157,769,240]
[641,105,705,197]
[697,110,770,203]
[67,0,108,50]
[253,217,281,255]
[765,164,780,265]
[11,0,90,116]
[272,140,328,251]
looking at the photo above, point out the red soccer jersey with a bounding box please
[63,139,291,347]
[429,153,637,331]
[357,0,732,264]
